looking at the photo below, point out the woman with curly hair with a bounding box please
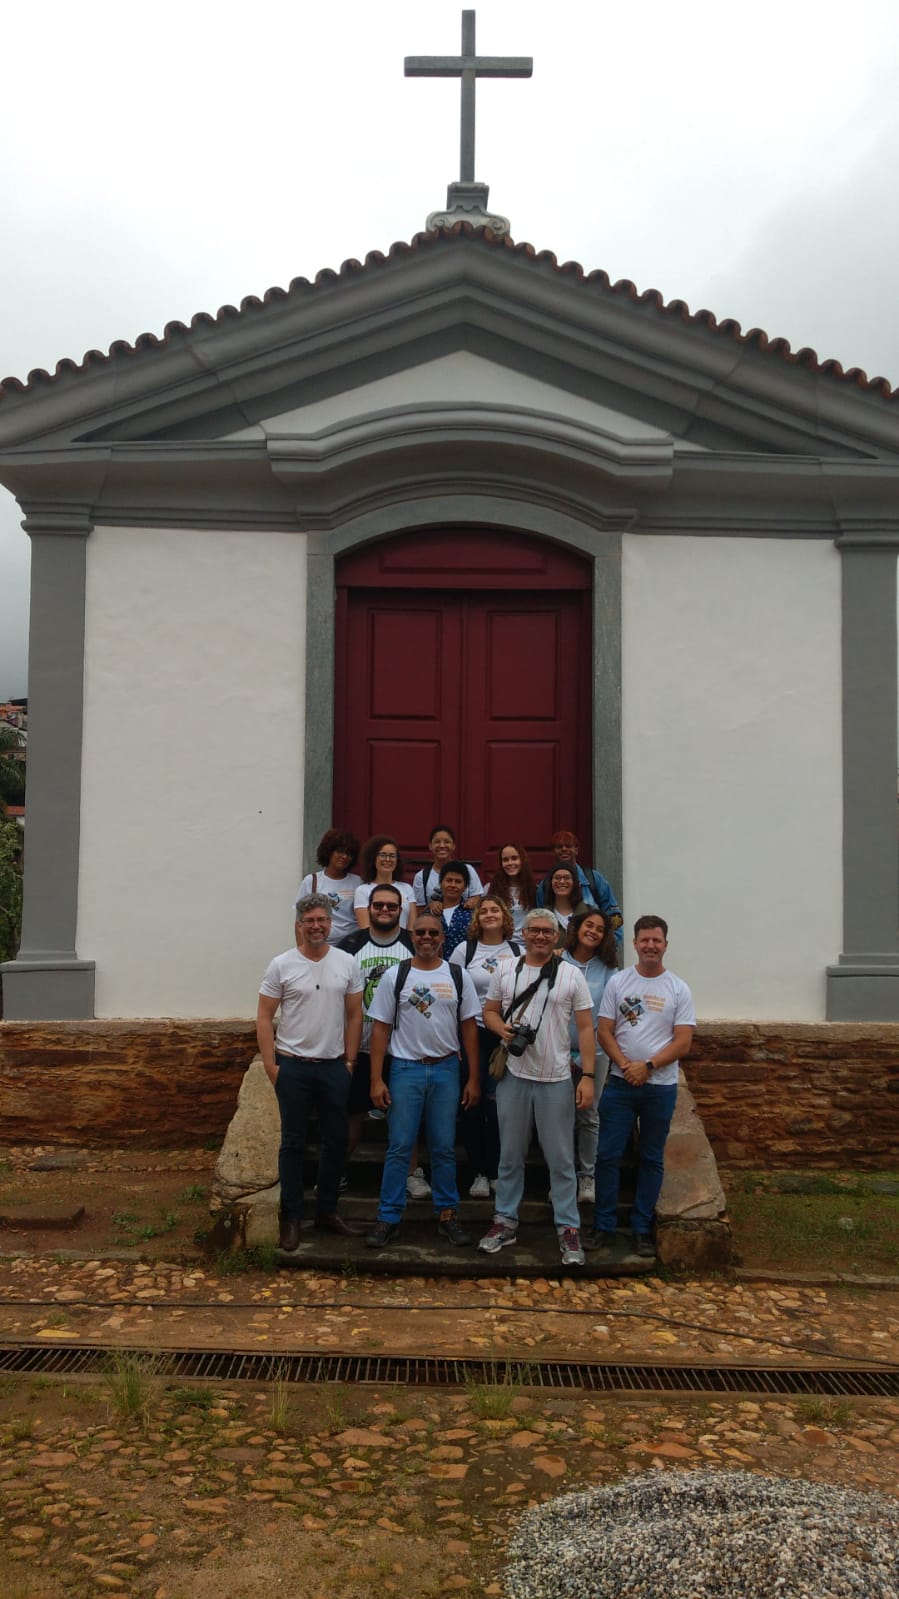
[487,842,538,934]
[353,835,416,930]
[294,827,361,944]
[450,895,521,1198]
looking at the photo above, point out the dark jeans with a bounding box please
[459,1029,499,1180]
[593,1073,678,1235]
[274,1051,350,1221]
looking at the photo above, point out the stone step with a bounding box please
[272,1217,656,1278]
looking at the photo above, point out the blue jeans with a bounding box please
[493,1070,579,1231]
[593,1073,678,1235]
[460,1029,500,1181]
[274,1052,350,1221]
[377,1055,462,1223]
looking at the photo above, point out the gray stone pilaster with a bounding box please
[592,537,623,909]
[302,550,336,872]
[827,534,899,1019]
[1,511,95,1019]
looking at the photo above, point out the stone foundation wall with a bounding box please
[0,1021,257,1145]
[0,1018,897,1165]
[688,1022,899,1169]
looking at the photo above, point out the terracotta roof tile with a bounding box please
[1,222,895,404]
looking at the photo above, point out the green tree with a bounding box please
[0,723,25,808]
[0,813,23,966]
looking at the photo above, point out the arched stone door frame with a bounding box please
[303,492,624,904]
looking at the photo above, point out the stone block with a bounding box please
[656,1217,734,1270]
[240,1184,280,1248]
[657,1077,728,1224]
[213,1057,280,1204]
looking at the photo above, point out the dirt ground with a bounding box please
[1,1369,897,1599]
[0,1149,217,1261]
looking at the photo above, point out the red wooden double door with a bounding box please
[333,530,592,879]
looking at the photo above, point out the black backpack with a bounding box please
[463,939,521,966]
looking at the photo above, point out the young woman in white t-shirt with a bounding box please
[450,895,520,1199]
[294,827,362,945]
[353,835,416,930]
[542,865,588,943]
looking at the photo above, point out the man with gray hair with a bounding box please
[257,892,363,1253]
[480,908,596,1266]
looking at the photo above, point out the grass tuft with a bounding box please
[463,1360,527,1420]
[213,1242,280,1274]
[105,1350,167,1428]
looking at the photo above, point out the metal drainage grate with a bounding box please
[0,1343,896,1397]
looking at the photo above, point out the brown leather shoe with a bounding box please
[314,1213,358,1237]
[279,1217,302,1252]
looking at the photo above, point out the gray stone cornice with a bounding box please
[5,429,899,540]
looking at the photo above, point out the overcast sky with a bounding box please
[3,0,899,695]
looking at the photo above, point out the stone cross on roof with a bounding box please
[405,9,533,237]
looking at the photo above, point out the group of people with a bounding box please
[259,824,695,1267]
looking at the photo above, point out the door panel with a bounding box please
[334,534,592,878]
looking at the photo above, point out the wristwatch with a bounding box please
[645,1059,655,1075]
[581,1072,595,1079]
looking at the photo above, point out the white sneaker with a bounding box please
[577,1175,595,1203]
[406,1166,432,1200]
[469,1174,491,1199]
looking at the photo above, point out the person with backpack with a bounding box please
[535,830,623,943]
[411,824,484,911]
[479,908,596,1267]
[365,913,481,1249]
[450,896,522,1199]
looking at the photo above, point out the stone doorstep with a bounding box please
[0,1203,85,1230]
[271,1219,659,1278]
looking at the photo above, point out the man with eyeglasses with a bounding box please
[479,908,596,1266]
[365,913,481,1249]
[257,893,363,1253]
[339,884,415,1177]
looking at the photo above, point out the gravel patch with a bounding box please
[504,1468,899,1598]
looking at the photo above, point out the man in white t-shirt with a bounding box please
[591,915,696,1261]
[365,913,481,1249]
[257,893,363,1253]
[479,909,597,1267]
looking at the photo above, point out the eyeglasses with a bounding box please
[376,852,397,860]
[413,928,441,938]
[527,928,557,938]
[371,901,399,911]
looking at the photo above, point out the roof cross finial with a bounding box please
[405,9,532,236]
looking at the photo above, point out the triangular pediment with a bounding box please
[219,352,705,450]
[2,229,898,466]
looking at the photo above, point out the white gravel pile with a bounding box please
[503,1469,899,1599]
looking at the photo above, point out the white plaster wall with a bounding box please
[224,352,680,444]
[77,527,306,1017]
[621,535,842,1020]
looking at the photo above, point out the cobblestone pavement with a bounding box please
[0,1255,896,1368]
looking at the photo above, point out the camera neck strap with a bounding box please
[502,954,559,1037]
